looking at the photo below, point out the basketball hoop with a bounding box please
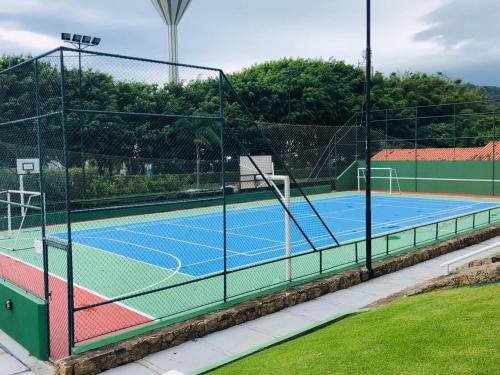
[16,159,40,175]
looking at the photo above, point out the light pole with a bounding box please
[365,0,373,278]
[60,33,102,200]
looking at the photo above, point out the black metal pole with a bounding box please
[219,72,227,302]
[493,105,496,196]
[365,0,373,277]
[60,49,75,356]
[414,107,418,192]
[35,58,51,358]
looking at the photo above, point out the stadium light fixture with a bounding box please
[61,33,102,50]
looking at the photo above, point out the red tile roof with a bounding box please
[373,141,500,161]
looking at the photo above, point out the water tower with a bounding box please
[151,0,193,83]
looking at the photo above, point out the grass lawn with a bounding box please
[210,284,500,375]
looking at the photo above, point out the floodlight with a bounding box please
[91,37,101,46]
[72,34,82,42]
[82,35,92,44]
[61,33,71,41]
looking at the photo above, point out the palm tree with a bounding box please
[193,125,220,189]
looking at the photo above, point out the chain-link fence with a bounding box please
[328,101,500,196]
[1,47,498,361]
[0,48,341,360]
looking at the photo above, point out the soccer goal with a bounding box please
[0,159,43,251]
[240,156,293,280]
[357,167,402,194]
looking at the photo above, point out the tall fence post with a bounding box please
[493,103,496,196]
[453,104,457,161]
[60,49,75,355]
[35,57,51,358]
[414,107,418,192]
[219,71,227,302]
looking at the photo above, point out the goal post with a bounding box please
[240,156,293,280]
[0,158,44,251]
[357,167,402,194]
[0,189,43,251]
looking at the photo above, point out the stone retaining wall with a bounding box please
[55,225,500,375]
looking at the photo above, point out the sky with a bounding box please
[0,0,499,85]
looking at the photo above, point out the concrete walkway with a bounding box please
[0,236,497,375]
[0,329,53,375]
[100,236,500,375]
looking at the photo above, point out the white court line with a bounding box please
[202,199,489,257]
[71,239,183,301]
[68,198,493,274]
[369,195,488,207]
[171,203,492,269]
[115,228,229,252]
[241,202,486,258]
[77,234,184,266]
[317,215,366,224]
[371,204,454,211]
[0,250,155,320]
[131,220,284,245]
[71,238,187,275]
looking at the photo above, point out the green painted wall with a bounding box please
[0,280,48,360]
[335,161,358,191]
[340,160,498,196]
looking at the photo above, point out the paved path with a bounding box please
[101,236,500,375]
[0,236,498,375]
[0,329,53,375]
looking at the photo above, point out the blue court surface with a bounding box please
[54,194,498,277]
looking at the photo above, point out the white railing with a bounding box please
[440,241,500,275]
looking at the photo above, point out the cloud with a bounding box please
[411,0,500,85]
[0,29,59,54]
[414,0,500,49]
[0,0,498,86]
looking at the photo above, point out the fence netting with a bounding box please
[1,47,499,361]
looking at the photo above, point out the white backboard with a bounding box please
[240,155,273,189]
[16,158,40,175]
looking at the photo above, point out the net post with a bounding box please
[389,168,393,194]
[19,175,25,216]
[7,191,11,236]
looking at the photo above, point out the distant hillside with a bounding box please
[468,84,500,100]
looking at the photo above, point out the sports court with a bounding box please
[1,176,499,360]
[52,193,499,278]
